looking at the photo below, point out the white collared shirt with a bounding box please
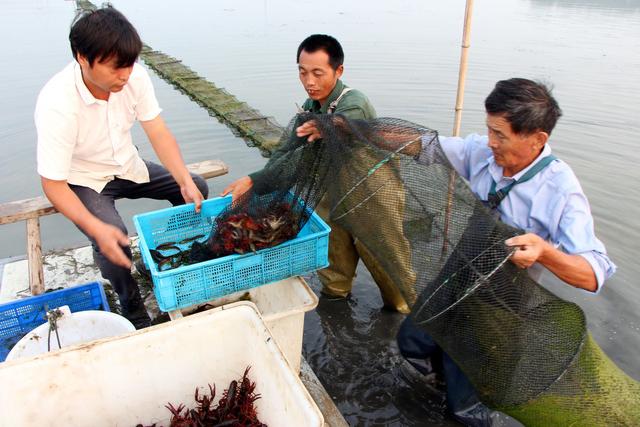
[35,61,162,193]
[419,133,616,293]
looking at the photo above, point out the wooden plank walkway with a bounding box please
[139,47,285,156]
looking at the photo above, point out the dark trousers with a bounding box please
[397,316,493,427]
[70,160,209,314]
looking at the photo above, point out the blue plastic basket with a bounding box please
[133,195,330,312]
[0,282,109,362]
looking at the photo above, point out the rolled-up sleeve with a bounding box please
[578,251,616,293]
[554,191,617,293]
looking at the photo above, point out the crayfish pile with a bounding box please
[210,202,299,257]
[138,367,266,427]
[187,202,301,265]
[150,202,303,270]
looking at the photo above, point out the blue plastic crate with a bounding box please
[133,195,330,312]
[0,282,109,362]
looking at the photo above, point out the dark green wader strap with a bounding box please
[486,154,558,211]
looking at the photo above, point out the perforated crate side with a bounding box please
[0,282,109,362]
[137,196,331,313]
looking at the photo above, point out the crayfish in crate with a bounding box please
[148,202,304,271]
[188,202,302,263]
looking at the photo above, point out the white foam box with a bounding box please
[181,276,319,373]
[0,301,324,427]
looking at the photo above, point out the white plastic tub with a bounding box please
[6,306,135,361]
[181,276,319,373]
[0,302,324,427]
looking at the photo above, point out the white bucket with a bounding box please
[6,306,135,361]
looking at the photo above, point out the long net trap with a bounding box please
[242,113,640,426]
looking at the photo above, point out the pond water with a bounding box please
[1,0,639,425]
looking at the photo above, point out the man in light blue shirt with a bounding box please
[399,78,616,426]
[433,133,614,293]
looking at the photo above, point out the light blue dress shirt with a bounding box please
[421,133,616,293]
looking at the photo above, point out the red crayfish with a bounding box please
[137,366,266,427]
[209,202,299,257]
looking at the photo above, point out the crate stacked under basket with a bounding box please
[134,195,330,312]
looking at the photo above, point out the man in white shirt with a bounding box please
[35,6,207,328]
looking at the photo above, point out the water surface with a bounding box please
[1,0,638,425]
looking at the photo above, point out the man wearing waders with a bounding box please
[397,78,616,426]
[223,34,410,313]
[35,6,208,329]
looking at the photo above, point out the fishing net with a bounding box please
[184,114,342,265]
[249,113,640,426]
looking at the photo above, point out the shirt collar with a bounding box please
[489,144,553,184]
[74,62,99,106]
[309,79,345,114]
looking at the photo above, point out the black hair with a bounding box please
[484,78,562,135]
[296,34,344,70]
[69,4,142,68]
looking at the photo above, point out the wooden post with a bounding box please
[26,217,45,295]
[442,0,474,255]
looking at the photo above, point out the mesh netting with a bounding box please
[250,113,640,426]
[188,114,342,264]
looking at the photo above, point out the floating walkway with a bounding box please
[139,47,285,156]
[76,0,285,156]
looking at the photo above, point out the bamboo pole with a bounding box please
[442,0,474,256]
[452,0,474,138]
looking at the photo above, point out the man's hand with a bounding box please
[505,232,598,291]
[296,120,322,142]
[505,233,549,269]
[40,177,133,268]
[221,176,253,200]
[180,178,205,213]
[92,222,132,269]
